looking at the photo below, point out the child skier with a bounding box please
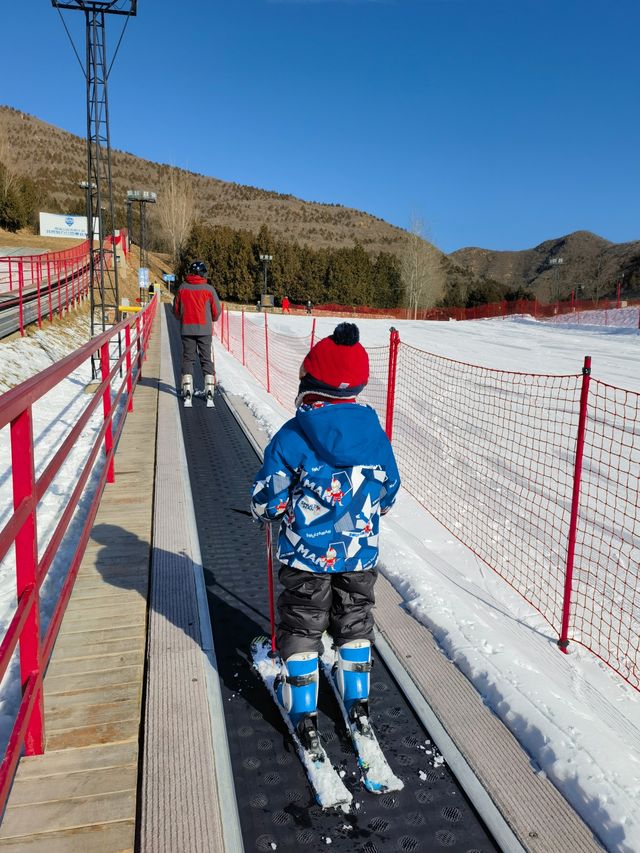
[251,323,400,749]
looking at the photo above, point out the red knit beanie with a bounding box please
[296,323,369,406]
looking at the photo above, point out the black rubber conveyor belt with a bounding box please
[167,308,499,853]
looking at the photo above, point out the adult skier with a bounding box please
[251,323,401,751]
[173,260,221,407]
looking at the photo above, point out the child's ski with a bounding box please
[251,636,353,810]
[320,639,404,795]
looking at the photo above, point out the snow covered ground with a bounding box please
[1,309,638,850]
[544,306,640,331]
[217,310,640,853]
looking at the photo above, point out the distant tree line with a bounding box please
[178,223,404,308]
[0,160,48,232]
[437,278,535,309]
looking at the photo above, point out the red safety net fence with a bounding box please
[393,345,584,630]
[572,378,640,685]
[277,294,640,325]
[218,309,390,419]
[215,308,640,691]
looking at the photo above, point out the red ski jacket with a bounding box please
[173,275,221,336]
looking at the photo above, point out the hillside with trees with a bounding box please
[6,104,627,309]
[179,223,404,308]
[450,231,640,304]
[0,105,510,309]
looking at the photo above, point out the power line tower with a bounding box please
[52,1,137,361]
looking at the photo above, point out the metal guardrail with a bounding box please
[0,243,91,339]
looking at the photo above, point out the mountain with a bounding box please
[450,231,640,302]
[0,105,410,256]
[7,105,631,308]
[0,106,510,307]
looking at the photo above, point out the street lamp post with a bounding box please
[549,257,564,303]
[126,198,133,250]
[79,180,96,238]
[617,272,625,309]
[259,253,273,304]
[127,189,157,269]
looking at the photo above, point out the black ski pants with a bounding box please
[276,565,377,661]
[181,334,213,377]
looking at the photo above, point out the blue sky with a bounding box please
[1,0,639,253]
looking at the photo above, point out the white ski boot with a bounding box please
[181,374,193,408]
[205,375,215,408]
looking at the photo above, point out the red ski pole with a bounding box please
[266,523,277,657]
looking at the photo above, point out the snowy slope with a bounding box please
[216,312,640,853]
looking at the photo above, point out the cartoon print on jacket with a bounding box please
[251,402,401,574]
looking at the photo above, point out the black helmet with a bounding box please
[189,260,207,278]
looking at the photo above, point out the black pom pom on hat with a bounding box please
[331,322,360,346]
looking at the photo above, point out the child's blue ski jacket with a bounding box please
[251,402,401,574]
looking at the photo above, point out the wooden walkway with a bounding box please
[0,326,160,851]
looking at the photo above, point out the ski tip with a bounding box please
[318,794,353,810]
[363,778,387,793]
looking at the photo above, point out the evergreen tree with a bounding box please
[227,232,255,302]
[179,221,405,309]
[373,252,403,307]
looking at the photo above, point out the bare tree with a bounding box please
[401,213,444,317]
[0,124,20,207]
[589,255,607,303]
[158,168,196,262]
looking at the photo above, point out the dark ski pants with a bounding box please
[276,565,377,661]
[181,334,213,377]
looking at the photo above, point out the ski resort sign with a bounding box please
[39,212,98,240]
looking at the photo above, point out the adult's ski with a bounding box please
[193,388,215,407]
[320,638,404,795]
[251,636,353,810]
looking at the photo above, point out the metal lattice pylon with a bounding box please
[52,2,137,358]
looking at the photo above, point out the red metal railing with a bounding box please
[0,295,157,811]
[0,241,92,336]
[215,310,640,692]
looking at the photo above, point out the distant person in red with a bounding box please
[173,260,221,407]
[282,295,291,314]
